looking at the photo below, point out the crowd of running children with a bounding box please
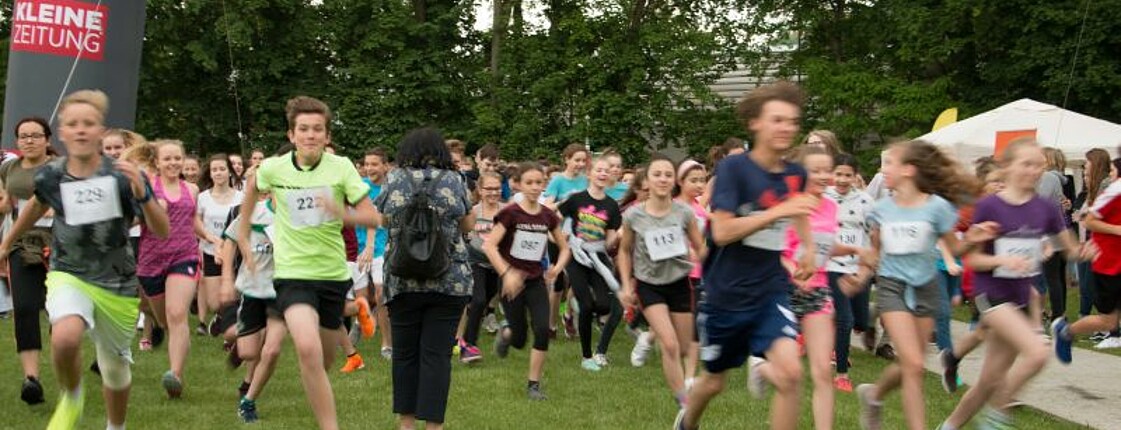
[4,82,1119,430]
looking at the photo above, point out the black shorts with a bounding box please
[138,260,200,298]
[274,279,352,329]
[637,278,694,314]
[237,296,281,337]
[202,253,222,277]
[1093,271,1121,315]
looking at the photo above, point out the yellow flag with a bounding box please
[932,108,958,131]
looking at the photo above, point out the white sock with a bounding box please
[107,422,125,430]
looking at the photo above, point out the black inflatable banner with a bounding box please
[2,0,145,151]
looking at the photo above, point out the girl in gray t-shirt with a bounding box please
[616,156,705,407]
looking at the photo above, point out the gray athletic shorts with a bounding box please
[875,276,942,318]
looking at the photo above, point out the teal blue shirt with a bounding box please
[606,182,629,201]
[356,178,388,258]
[545,174,588,202]
[869,195,957,286]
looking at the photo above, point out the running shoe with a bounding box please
[833,375,853,393]
[381,346,393,360]
[874,344,896,361]
[162,370,183,399]
[341,353,365,373]
[746,357,768,399]
[856,383,882,430]
[460,344,482,364]
[1090,331,1110,342]
[238,380,251,399]
[1051,318,1073,364]
[527,383,548,401]
[1094,336,1121,349]
[631,331,653,367]
[139,338,153,352]
[593,353,609,367]
[195,322,207,336]
[495,330,511,359]
[238,397,259,423]
[46,389,83,430]
[673,407,690,430]
[483,313,500,334]
[940,349,959,393]
[979,407,1013,430]
[581,358,602,372]
[563,313,577,339]
[208,315,223,337]
[356,297,375,338]
[20,376,45,405]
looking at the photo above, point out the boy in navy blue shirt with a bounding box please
[676,82,818,430]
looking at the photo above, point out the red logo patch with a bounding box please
[11,0,109,61]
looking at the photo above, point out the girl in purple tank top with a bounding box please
[136,140,203,399]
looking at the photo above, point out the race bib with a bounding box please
[742,211,789,251]
[644,227,688,262]
[837,227,863,247]
[17,198,53,228]
[881,221,933,255]
[796,231,836,268]
[205,212,227,235]
[60,176,122,226]
[993,237,1043,279]
[285,187,333,228]
[510,230,548,261]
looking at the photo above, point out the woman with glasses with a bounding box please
[2,117,57,405]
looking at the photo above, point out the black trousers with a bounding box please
[388,292,467,424]
[1043,253,1067,319]
[464,264,499,346]
[11,260,48,353]
[501,278,551,351]
[566,259,622,359]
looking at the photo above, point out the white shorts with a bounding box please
[45,272,140,364]
[370,256,385,287]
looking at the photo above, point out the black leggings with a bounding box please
[388,292,467,424]
[464,264,499,346]
[501,278,551,351]
[566,259,622,359]
[1043,253,1067,319]
[11,260,48,353]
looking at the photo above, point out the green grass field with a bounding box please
[0,313,1089,430]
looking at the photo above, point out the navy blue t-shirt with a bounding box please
[702,154,806,311]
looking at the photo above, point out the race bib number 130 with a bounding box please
[60,176,122,226]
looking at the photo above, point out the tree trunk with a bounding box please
[414,0,426,22]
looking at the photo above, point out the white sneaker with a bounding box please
[747,356,768,399]
[1095,336,1121,349]
[483,314,499,334]
[631,331,653,367]
[593,353,610,367]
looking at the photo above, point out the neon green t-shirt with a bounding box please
[256,151,370,281]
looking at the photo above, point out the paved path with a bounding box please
[918,321,1119,429]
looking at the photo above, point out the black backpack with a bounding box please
[387,169,450,280]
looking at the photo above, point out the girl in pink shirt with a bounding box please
[675,159,707,385]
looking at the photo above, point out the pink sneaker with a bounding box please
[460,344,482,363]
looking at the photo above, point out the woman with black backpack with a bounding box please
[374,127,474,430]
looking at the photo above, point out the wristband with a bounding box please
[136,183,153,204]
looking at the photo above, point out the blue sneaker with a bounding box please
[238,397,259,423]
[1051,318,1073,364]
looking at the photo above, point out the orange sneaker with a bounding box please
[833,374,853,393]
[356,297,375,339]
[341,353,365,373]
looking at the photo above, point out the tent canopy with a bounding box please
[917,98,1121,165]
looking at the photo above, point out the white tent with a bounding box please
[918,98,1121,165]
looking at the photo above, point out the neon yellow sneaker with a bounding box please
[47,388,84,430]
